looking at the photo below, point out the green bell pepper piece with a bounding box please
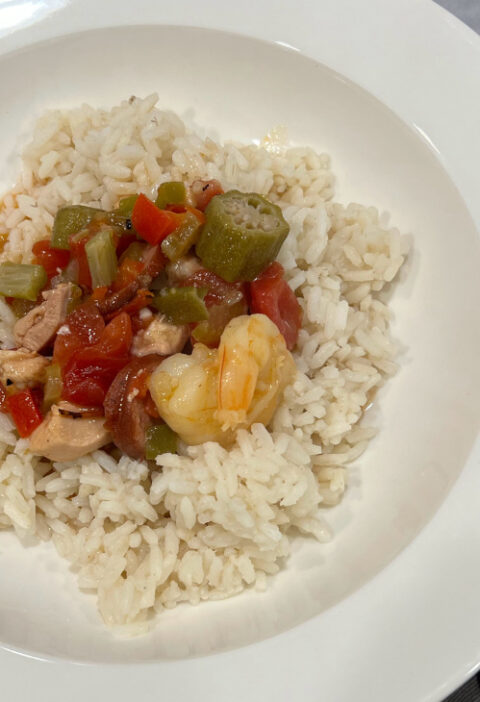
[153,286,208,324]
[145,424,178,459]
[161,211,203,262]
[115,195,139,218]
[155,181,186,210]
[51,205,131,250]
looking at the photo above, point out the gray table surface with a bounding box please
[433,4,480,701]
[435,0,480,31]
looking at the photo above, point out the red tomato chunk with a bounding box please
[32,240,70,278]
[53,304,105,368]
[7,389,43,437]
[191,179,224,211]
[250,262,302,351]
[62,312,133,407]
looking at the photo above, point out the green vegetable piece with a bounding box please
[66,283,83,314]
[119,241,146,263]
[192,299,247,347]
[85,228,118,289]
[51,205,132,250]
[155,181,186,210]
[161,211,203,262]
[153,286,208,324]
[115,195,139,218]
[43,364,63,413]
[196,190,289,282]
[145,423,178,459]
[51,206,104,250]
[0,262,47,301]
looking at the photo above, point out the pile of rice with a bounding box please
[0,94,408,631]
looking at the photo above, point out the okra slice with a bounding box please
[196,190,289,282]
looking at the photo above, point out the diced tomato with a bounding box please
[112,258,144,292]
[7,389,43,437]
[32,240,70,278]
[82,312,132,359]
[69,232,93,288]
[191,179,224,211]
[166,203,206,224]
[250,262,302,350]
[183,269,246,308]
[53,303,105,368]
[132,194,185,245]
[62,358,127,406]
[61,313,132,407]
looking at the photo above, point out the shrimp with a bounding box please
[148,314,295,446]
[216,314,295,430]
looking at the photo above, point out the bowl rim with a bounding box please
[0,1,479,701]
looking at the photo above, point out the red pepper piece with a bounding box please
[7,389,43,437]
[132,194,184,246]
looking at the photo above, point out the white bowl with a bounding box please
[0,1,479,700]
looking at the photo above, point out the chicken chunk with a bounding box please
[131,315,189,357]
[14,283,72,352]
[166,254,204,286]
[29,404,110,462]
[0,349,49,387]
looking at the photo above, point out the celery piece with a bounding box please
[0,262,47,301]
[155,182,186,210]
[42,364,63,412]
[85,228,118,289]
[145,424,178,459]
[161,211,203,262]
[153,286,208,324]
[115,195,139,218]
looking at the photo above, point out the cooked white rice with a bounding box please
[0,94,408,631]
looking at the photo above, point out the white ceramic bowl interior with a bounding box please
[0,25,479,664]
